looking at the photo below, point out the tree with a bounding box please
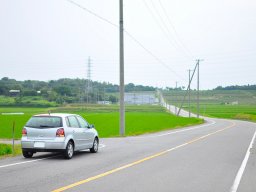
[54,86,72,96]
[109,95,117,103]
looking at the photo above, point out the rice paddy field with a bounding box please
[163,90,256,121]
[0,104,202,139]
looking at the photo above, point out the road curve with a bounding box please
[0,117,255,192]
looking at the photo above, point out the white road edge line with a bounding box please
[0,144,106,169]
[230,129,256,192]
[137,119,216,139]
[0,155,60,169]
[52,122,235,192]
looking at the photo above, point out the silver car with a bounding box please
[21,113,99,159]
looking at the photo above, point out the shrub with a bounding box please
[0,144,12,156]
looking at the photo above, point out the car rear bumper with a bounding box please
[21,138,66,151]
[22,148,66,153]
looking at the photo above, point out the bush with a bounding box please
[0,144,12,156]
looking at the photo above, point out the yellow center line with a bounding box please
[52,121,236,192]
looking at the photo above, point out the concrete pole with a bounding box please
[119,0,125,136]
[188,70,191,117]
[197,60,200,118]
[177,62,197,116]
[175,81,177,115]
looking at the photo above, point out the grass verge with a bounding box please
[234,113,256,122]
[0,144,22,159]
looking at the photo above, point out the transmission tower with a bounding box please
[86,57,92,103]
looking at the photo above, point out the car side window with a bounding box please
[67,116,80,128]
[65,117,71,127]
[76,116,89,128]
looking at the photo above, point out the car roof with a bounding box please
[33,113,80,118]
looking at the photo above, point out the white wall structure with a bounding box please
[124,92,158,105]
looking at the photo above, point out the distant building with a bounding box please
[9,90,20,97]
[124,92,158,105]
[225,101,239,105]
[97,101,112,105]
[231,101,239,105]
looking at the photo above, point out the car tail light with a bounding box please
[22,128,27,136]
[56,128,65,137]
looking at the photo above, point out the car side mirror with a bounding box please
[88,124,94,129]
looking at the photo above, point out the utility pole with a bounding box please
[119,0,125,136]
[196,59,203,118]
[177,62,197,116]
[197,60,199,118]
[177,60,203,117]
[175,81,178,115]
[188,70,191,117]
[86,57,92,104]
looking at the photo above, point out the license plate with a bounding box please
[34,142,45,148]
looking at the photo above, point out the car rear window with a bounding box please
[25,116,63,128]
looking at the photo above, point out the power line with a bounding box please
[66,0,118,28]
[124,30,185,80]
[148,0,191,59]
[142,0,176,46]
[65,0,186,81]
[158,0,193,57]
[177,61,198,116]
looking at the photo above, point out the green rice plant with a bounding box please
[0,105,202,139]
[163,90,256,122]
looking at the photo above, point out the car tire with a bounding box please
[22,150,33,158]
[90,138,99,153]
[64,141,74,159]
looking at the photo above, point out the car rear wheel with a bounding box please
[64,141,74,159]
[90,138,99,153]
[22,150,33,158]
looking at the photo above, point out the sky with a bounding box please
[0,0,256,90]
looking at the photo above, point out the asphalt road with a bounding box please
[0,117,256,192]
